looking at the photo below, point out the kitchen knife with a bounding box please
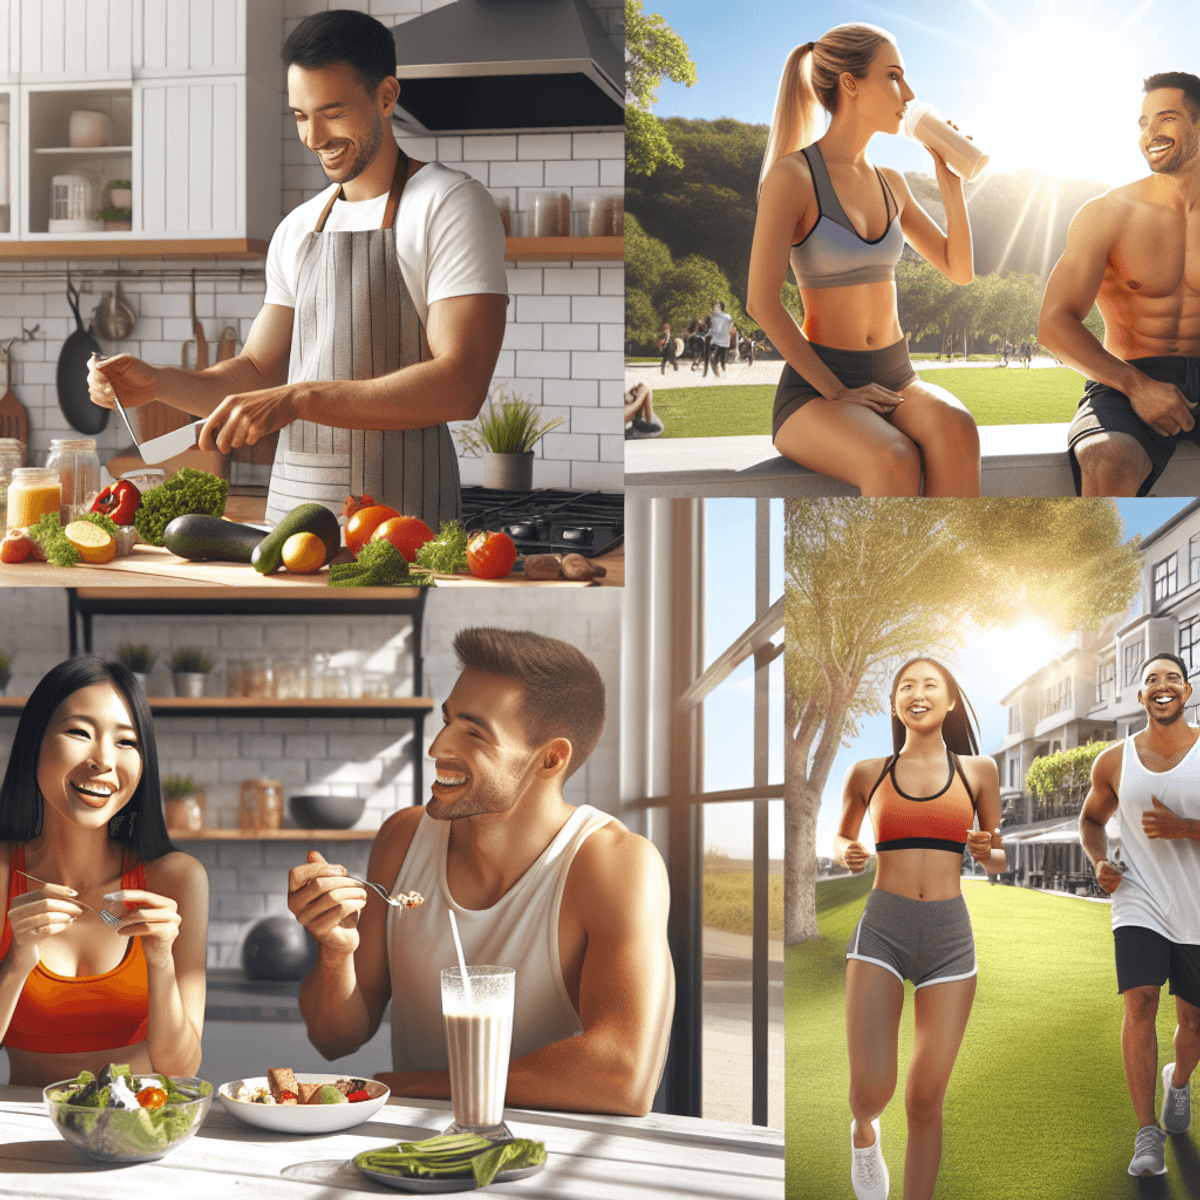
[92,353,205,465]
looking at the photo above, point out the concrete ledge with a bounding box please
[624,424,1200,498]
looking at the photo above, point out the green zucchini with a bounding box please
[251,503,341,574]
[163,514,267,563]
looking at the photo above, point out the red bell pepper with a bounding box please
[91,479,141,525]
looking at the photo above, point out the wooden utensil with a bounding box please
[190,270,207,370]
[0,349,28,446]
[216,325,237,362]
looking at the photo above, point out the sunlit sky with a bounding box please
[808,497,1190,856]
[647,0,1198,186]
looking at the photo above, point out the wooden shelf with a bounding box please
[0,695,433,719]
[505,235,622,262]
[171,828,378,841]
[0,238,268,259]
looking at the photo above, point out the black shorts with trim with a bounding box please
[1113,924,1200,1008]
[1067,356,1200,496]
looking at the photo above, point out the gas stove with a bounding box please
[460,488,623,558]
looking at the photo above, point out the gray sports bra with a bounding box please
[790,143,904,288]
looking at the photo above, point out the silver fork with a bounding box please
[344,876,424,910]
[15,870,124,927]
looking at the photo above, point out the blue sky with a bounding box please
[805,497,1191,856]
[645,0,1200,186]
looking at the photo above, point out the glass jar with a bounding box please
[164,790,206,834]
[0,438,25,529]
[7,466,61,530]
[45,437,100,523]
[240,779,283,831]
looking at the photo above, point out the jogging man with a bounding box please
[1040,72,1200,496]
[1080,652,1200,1175]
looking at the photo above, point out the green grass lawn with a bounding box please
[788,873,1193,1199]
[656,368,1082,438]
[704,869,784,938]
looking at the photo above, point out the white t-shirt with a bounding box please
[709,311,734,348]
[264,162,509,327]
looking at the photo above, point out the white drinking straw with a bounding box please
[447,909,474,1008]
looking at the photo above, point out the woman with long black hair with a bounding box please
[747,24,980,495]
[834,658,1005,1200]
[0,656,208,1086]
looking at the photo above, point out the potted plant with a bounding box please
[170,649,213,697]
[117,643,156,688]
[458,386,563,490]
[162,775,205,834]
[104,179,132,230]
[0,652,10,697]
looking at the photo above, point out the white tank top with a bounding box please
[387,804,613,1071]
[1114,734,1200,942]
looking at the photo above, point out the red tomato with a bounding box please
[1,531,33,563]
[466,530,517,580]
[137,1087,168,1110]
[345,504,399,558]
[346,1088,370,1103]
[371,515,435,563]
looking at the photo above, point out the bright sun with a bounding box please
[973,620,1070,694]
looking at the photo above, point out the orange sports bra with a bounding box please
[866,748,977,854]
[0,842,149,1054]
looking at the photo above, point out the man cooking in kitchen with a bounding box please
[87,9,508,530]
[286,628,675,1117]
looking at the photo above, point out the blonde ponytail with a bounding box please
[758,24,895,192]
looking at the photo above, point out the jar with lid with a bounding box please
[45,438,100,523]
[7,466,60,530]
[0,438,24,528]
[240,779,283,831]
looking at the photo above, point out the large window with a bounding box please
[1154,554,1179,605]
[1008,756,1020,788]
[1097,659,1116,703]
[1007,703,1021,734]
[1039,677,1072,721]
[1182,617,1200,673]
[1191,534,1200,585]
[1124,639,1145,686]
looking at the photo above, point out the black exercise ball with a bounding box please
[241,915,319,981]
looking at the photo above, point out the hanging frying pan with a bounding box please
[57,276,108,434]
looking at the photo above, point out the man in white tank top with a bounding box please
[1081,653,1200,1177]
[287,628,674,1116]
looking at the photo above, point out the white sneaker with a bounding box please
[1162,1062,1192,1134]
[851,1118,889,1199]
[1128,1124,1167,1176]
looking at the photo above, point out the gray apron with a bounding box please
[265,151,461,528]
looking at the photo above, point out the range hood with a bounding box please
[390,0,624,136]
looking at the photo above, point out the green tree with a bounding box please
[1026,741,1112,818]
[654,253,746,337]
[625,0,697,176]
[624,211,673,296]
[784,499,1140,944]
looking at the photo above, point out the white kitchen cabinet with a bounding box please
[17,0,134,81]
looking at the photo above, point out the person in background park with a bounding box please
[1020,340,1031,367]
[708,302,734,377]
[747,24,980,496]
[624,381,663,439]
[658,321,678,373]
[1040,72,1200,497]
[1079,652,1200,1177]
[834,658,1003,1200]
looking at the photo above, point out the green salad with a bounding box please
[47,1063,211,1159]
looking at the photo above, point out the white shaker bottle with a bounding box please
[904,102,989,181]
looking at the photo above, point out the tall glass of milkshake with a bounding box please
[441,965,516,1140]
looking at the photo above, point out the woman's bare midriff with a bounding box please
[800,281,904,352]
[7,1039,154,1088]
[874,846,964,902]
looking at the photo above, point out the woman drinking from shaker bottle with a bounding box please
[747,25,981,495]
[834,659,1004,1200]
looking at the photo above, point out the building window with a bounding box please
[1124,640,1145,686]
[1039,677,1072,721]
[1154,554,1178,604]
[1191,535,1200,585]
[1007,704,1021,734]
[1008,757,1019,788]
[1097,659,1116,703]
[1182,618,1200,673]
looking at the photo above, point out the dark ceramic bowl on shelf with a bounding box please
[288,793,366,830]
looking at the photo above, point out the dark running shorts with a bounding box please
[1114,925,1200,1008]
[771,337,918,440]
[846,888,976,989]
[1067,356,1200,496]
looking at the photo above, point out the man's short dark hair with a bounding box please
[282,9,397,97]
[1144,72,1200,122]
[1142,651,1191,682]
[453,628,606,775]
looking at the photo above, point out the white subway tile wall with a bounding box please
[0,587,621,966]
[10,0,624,489]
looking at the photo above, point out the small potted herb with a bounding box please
[117,643,156,688]
[0,652,10,696]
[162,775,205,834]
[170,649,212,698]
[458,387,563,490]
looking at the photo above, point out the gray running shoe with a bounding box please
[1162,1062,1192,1133]
[1128,1124,1167,1176]
[850,1118,889,1200]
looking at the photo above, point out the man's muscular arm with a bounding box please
[376,828,674,1116]
[1079,744,1125,894]
[1143,794,1200,840]
[1039,196,1195,436]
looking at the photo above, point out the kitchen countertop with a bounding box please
[0,492,624,588]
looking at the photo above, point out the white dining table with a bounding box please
[0,1085,783,1199]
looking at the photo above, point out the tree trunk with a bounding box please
[784,731,820,944]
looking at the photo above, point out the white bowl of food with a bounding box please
[218,1069,389,1134]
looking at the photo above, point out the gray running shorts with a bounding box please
[846,888,976,989]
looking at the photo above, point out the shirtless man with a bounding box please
[1079,653,1200,1177]
[1040,72,1200,496]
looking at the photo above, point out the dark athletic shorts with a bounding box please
[1113,925,1200,1008]
[1067,356,1200,496]
[846,888,976,989]
[771,337,918,440]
